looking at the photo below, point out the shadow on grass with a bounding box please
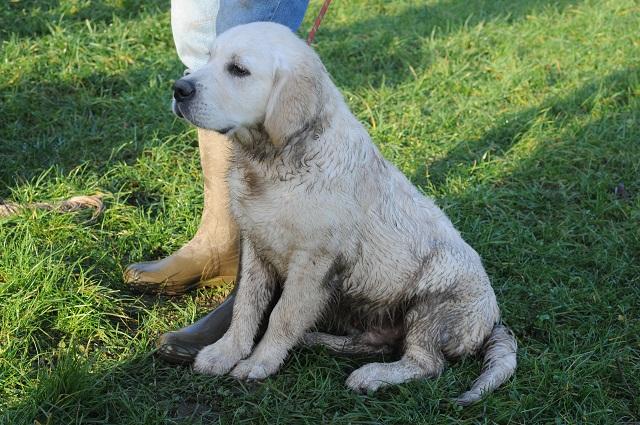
[418,67,639,269]
[418,68,639,188]
[0,350,224,424]
[0,63,188,191]
[318,0,582,89]
[0,0,166,41]
[1,0,182,194]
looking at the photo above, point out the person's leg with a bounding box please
[216,0,309,35]
[156,0,309,363]
[124,129,238,295]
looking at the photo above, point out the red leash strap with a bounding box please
[306,0,333,45]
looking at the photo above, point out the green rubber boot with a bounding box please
[156,292,235,364]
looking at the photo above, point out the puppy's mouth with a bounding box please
[171,100,234,135]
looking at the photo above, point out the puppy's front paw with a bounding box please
[346,363,388,393]
[230,357,280,380]
[193,338,243,376]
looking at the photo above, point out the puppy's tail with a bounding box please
[453,323,517,406]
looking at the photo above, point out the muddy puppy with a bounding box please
[173,22,517,405]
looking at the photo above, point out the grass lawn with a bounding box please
[1,0,639,423]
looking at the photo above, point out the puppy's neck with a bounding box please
[278,108,326,148]
[231,125,280,163]
[231,107,329,166]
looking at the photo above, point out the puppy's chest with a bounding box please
[229,160,330,262]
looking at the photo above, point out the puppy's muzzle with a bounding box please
[173,79,196,102]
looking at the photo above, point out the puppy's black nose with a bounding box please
[173,79,196,102]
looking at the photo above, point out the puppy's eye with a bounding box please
[227,62,250,77]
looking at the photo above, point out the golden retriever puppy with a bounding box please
[172,22,517,405]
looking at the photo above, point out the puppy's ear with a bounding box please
[264,55,323,147]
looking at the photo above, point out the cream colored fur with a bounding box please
[176,22,516,405]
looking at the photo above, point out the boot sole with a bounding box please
[128,275,236,296]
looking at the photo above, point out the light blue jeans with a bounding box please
[216,0,310,34]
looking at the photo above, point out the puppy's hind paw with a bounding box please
[345,363,390,393]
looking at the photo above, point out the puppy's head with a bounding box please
[173,22,326,146]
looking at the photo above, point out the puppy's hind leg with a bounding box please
[345,349,445,393]
[303,331,396,357]
[345,308,445,393]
